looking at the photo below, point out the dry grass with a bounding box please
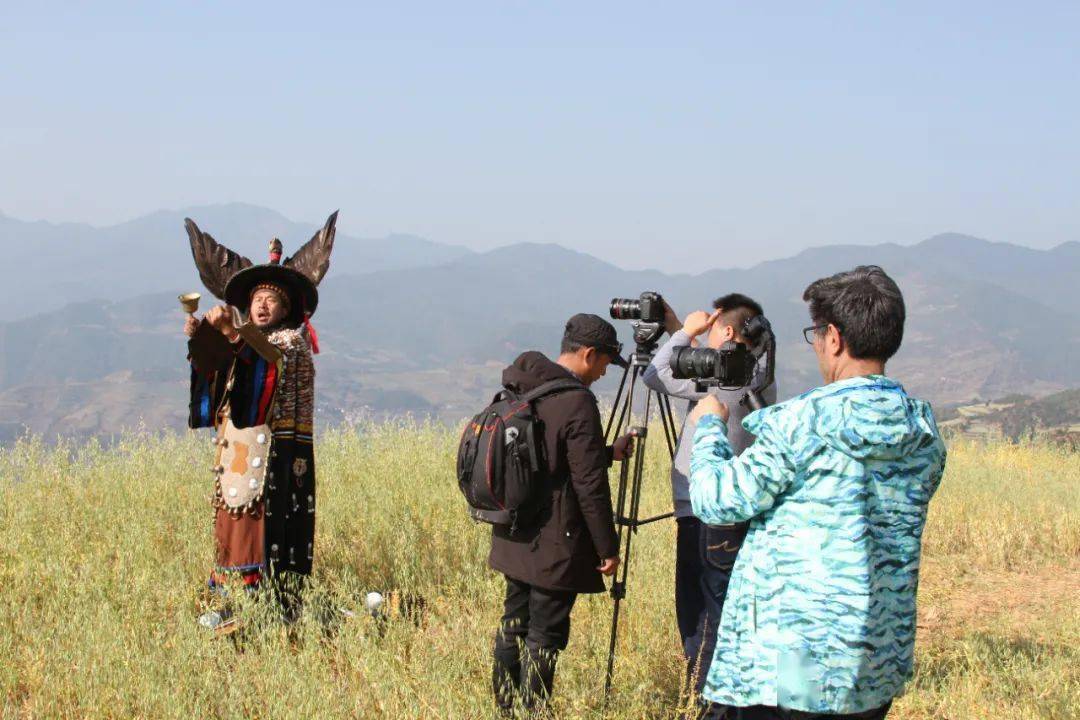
[0,428,1077,719]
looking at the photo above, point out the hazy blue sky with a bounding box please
[3,2,1078,270]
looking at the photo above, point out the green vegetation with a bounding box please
[940,389,1080,445]
[1,426,1077,719]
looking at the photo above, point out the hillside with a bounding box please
[940,389,1080,445]
[3,206,1080,442]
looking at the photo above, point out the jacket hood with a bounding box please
[502,351,578,394]
[748,375,941,461]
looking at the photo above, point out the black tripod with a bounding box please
[602,321,679,698]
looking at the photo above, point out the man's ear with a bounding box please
[828,324,844,355]
[580,345,598,365]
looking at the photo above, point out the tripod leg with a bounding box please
[605,364,642,699]
[607,365,660,700]
[604,363,631,441]
[604,363,679,699]
[626,390,654,534]
[604,452,639,698]
[610,365,637,533]
[657,392,679,461]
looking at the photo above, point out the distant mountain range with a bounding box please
[0,204,472,319]
[2,204,1078,442]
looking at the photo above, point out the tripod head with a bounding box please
[629,320,665,358]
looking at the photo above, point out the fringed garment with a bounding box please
[188,321,316,585]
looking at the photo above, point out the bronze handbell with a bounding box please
[178,292,201,315]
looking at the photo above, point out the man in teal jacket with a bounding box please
[688,266,946,720]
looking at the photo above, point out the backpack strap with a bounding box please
[520,379,589,404]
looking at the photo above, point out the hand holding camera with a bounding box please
[661,299,682,335]
[690,394,730,424]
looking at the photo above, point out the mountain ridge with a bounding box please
[4,204,1079,442]
[1,203,473,318]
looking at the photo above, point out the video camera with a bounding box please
[670,315,776,410]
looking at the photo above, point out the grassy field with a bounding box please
[1,424,1077,719]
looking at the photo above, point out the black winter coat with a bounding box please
[487,351,619,594]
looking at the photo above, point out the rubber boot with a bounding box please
[520,642,559,713]
[493,632,522,716]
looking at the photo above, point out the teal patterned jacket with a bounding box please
[689,375,946,713]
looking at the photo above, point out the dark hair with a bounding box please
[712,293,764,338]
[560,338,585,355]
[802,265,905,360]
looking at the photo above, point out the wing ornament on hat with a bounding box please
[185,218,254,300]
[283,211,338,286]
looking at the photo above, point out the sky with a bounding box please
[2,2,1079,271]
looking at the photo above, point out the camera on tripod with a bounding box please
[602,289,680,696]
[610,291,666,350]
[610,291,665,324]
[669,315,776,410]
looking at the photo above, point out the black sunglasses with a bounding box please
[802,324,829,344]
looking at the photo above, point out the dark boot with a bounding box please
[695,702,734,720]
[520,642,559,711]
[493,632,522,715]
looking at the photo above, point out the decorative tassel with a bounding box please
[304,315,321,354]
[269,238,283,264]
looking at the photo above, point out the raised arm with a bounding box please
[188,318,236,377]
[688,413,796,524]
[643,307,724,400]
[642,330,709,400]
[187,319,237,428]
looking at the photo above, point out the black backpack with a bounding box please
[457,379,586,532]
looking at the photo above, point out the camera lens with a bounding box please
[609,298,642,321]
[670,347,718,380]
[670,344,757,386]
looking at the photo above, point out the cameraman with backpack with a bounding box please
[484,314,635,715]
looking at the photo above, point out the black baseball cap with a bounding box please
[563,313,628,368]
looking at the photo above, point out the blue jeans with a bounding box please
[676,517,748,695]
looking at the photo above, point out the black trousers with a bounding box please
[697,701,892,720]
[492,575,578,712]
[676,517,747,694]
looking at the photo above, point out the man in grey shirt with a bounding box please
[642,293,777,697]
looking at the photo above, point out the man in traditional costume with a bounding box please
[182,212,337,627]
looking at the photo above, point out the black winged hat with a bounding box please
[185,211,338,329]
